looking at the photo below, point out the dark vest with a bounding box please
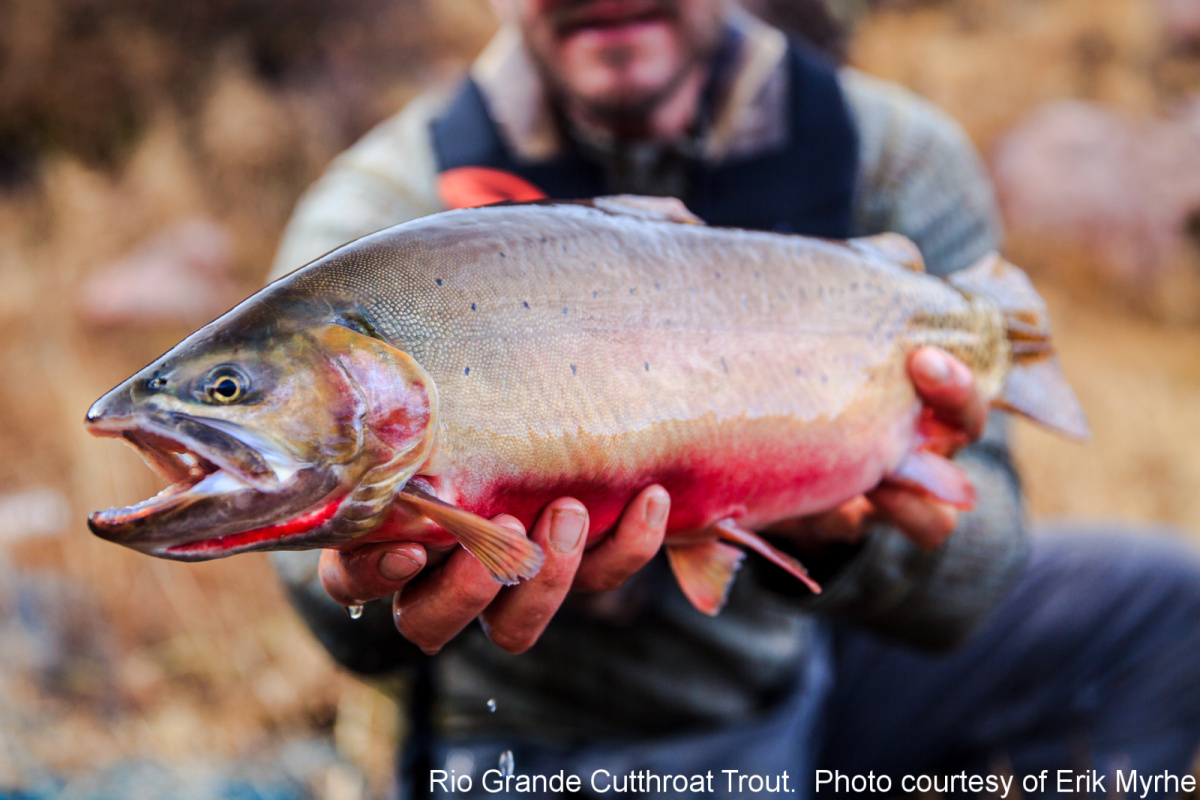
[430,38,857,237]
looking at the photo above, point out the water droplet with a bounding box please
[446,749,476,777]
[347,605,364,620]
[487,698,497,713]
[499,750,514,778]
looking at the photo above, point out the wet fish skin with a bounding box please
[84,198,1085,612]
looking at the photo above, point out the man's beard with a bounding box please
[528,0,725,137]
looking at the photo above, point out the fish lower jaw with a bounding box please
[158,496,345,559]
[88,466,226,530]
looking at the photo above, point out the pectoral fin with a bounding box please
[886,450,976,510]
[714,519,822,595]
[666,540,745,616]
[396,486,545,586]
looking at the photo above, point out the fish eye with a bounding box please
[203,367,249,405]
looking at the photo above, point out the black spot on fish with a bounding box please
[592,291,598,298]
[629,287,635,294]
[654,281,661,290]
[570,364,576,375]
[500,252,506,258]
[523,301,530,309]
[644,362,650,371]
[715,271,722,279]
[541,237,548,243]
[721,357,729,374]
[465,367,470,375]
[435,278,443,286]
[562,245,567,252]
[471,303,477,311]
[563,307,568,314]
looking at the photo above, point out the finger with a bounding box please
[765,495,875,546]
[392,520,517,654]
[319,543,427,606]
[480,498,589,653]
[575,484,669,593]
[867,484,958,550]
[908,347,988,441]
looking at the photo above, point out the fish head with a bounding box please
[85,309,439,560]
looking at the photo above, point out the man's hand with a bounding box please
[767,346,987,551]
[318,485,669,655]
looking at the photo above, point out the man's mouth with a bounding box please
[555,0,674,37]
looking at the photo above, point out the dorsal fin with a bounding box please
[591,195,706,225]
[848,233,925,272]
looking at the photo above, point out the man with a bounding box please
[269,1,1200,797]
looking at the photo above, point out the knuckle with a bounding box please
[586,572,627,593]
[933,509,958,538]
[488,628,536,654]
[397,621,445,653]
[459,579,501,607]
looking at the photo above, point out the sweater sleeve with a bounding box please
[842,67,1004,277]
[266,92,446,282]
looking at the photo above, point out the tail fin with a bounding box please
[949,253,1091,441]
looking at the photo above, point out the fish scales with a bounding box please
[84,199,1084,614]
[283,204,1004,534]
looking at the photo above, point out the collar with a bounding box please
[469,8,790,166]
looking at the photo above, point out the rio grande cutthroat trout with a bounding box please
[85,197,1088,614]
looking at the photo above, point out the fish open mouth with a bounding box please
[85,412,330,556]
[87,417,267,529]
[90,431,220,528]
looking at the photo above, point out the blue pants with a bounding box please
[415,529,1200,799]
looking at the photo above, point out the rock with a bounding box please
[1159,0,1200,47]
[991,99,1200,319]
[76,217,238,327]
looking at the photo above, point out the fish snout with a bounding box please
[84,383,140,436]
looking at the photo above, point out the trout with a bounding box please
[85,197,1087,614]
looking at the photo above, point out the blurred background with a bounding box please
[1,0,1198,797]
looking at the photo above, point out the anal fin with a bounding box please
[666,541,745,616]
[715,519,822,595]
[396,486,544,585]
[886,450,976,510]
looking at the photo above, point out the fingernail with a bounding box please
[917,349,950,385]
[645,491,670,526]
[549,509,586,553]
[379,549,422,582]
